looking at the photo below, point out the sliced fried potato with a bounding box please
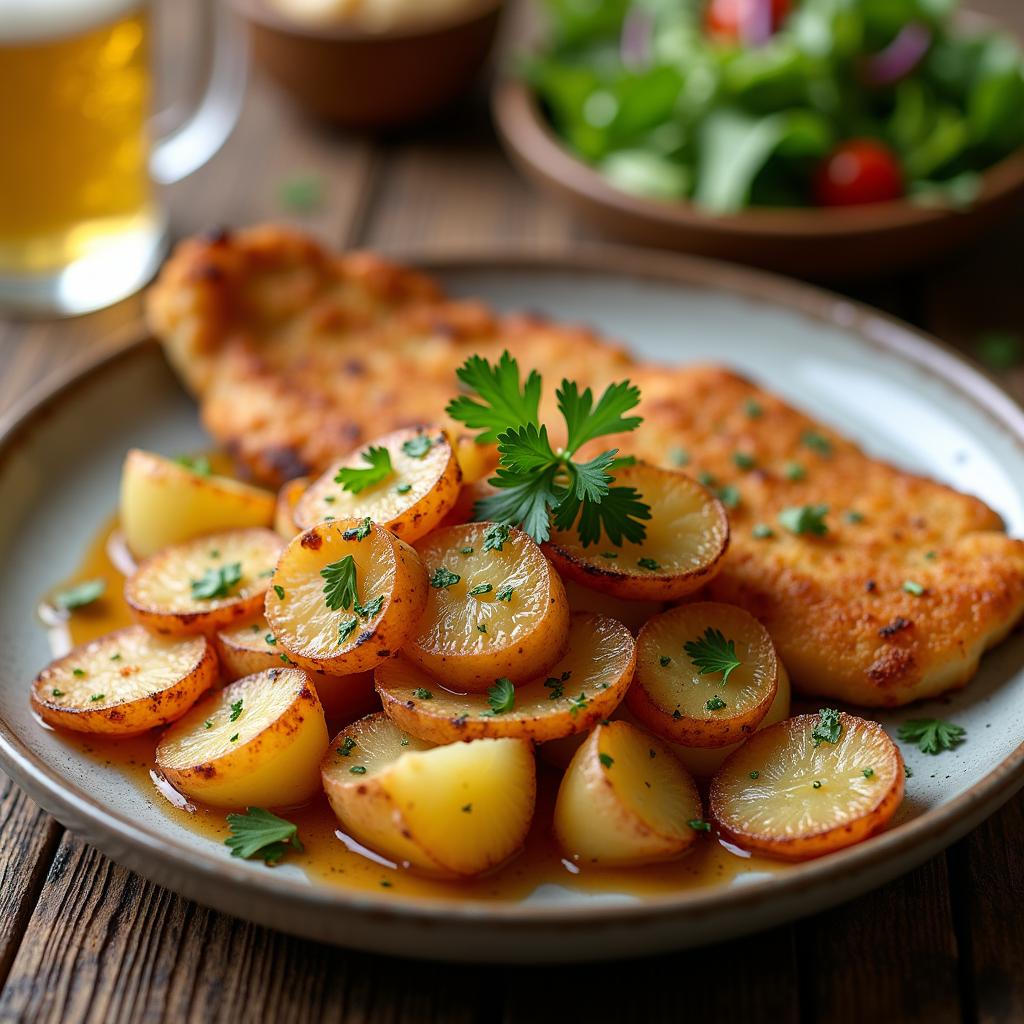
[323,712,535,878]
[653,661,792,778]
[709,712,905,861]
[31,626,216,736]
[265,519,427,676]
[628,602,778,747]
[544,462,728,600]
[453,434,498,485]
[125,528,284,636]
[293,427,461,541]
[214,617,378,723]
[408,522,570,692]
[156,667,328,808]
[436,479,496,530]
[554,721,703,867]
[120,449,275,559]
[274,477,309,539]
[376,613,634,743]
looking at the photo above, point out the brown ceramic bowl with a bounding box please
[492,77,1024,280]
[231,0,504,129]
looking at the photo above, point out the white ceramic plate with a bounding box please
[1,248,1022,963]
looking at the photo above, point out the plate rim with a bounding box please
[1,242,1023,937]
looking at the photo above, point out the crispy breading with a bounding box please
[146,226,1024,707]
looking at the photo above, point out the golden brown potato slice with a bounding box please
[408,522,570,692]
[544,462,729,601]
[554,721,704,867]
[648,661,792,778]
[274,477,309,539]
[628,602,778,747]
[124,528,284,636]
[562,579,665,635]
[265,519,427,676]
[376,613,634,743]
[31,626,217,736]
[709,711,905,861]
[322,712,535,877]
[119,449,276,560]
[156,667,328,808]
[293,427,461,541]
[214,616,377,724]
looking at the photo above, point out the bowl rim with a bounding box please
[229,0,503,42]
[492,76,1024,239]
[1,243,1023,941]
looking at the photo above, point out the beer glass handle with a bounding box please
[150,1,248,186]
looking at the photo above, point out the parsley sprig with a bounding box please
[683,628,742,686]
[446,352,650,547]
[335,446,393,494]
[225,807,303,865]
[897,718,966,755]
[322,555,358,611]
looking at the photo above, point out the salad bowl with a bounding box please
[493,2,1024,279]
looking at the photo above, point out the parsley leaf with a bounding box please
[335,446,393,494]
[779,504,829,536]
[342,517,373,541]
[225,808,303,865]
[229,698,244,722]
[483,677,516,715]
[175,454,212,477]
[812,708,842,746]
[54,579,105,611]
[337,617,359,645]
[449,352,650,547]
[897,718,966,755]
[401,435,433,458]
[557,378,642,454]
[354,594,384,619]
[430,567,461,589]
[496,583,514,602]
[683,628,742,686]
[446,351,542,443]
[322,555,358,611]
[191,562,242,600]
[482,522,510,552]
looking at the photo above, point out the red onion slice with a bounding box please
[740,0,774,47]
[620,7,654,70]
[864,22,933,85]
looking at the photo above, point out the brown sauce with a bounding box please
[45,519,788,902]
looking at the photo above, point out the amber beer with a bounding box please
[0,0,158,277]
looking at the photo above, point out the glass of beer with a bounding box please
[0,1,246,317]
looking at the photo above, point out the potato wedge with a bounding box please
[554,721,703,867]
[628,602,778,747]
[323,713,535,877]
[31,626,217,736]
[156,667,328,808]
[124,528,284,636]
[293,427,461,541]
[274,477,309,540]
[408,522,570,692]
[120,449,275,559]
[709,711,905,861]
[214,617,378,723]
[265,518,428,676]
[544,462,728,600]
[376,613,634,743]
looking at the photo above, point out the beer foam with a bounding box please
[0,0,143,44]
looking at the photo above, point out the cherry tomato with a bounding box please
[813,139,905,207]
[705,0,791,41]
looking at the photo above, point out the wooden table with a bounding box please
[2,3,1023,1020]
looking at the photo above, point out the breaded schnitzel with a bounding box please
[146,226,1024,708]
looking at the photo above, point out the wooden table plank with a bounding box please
[0,836,488,1024]
[0,775,62,988]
